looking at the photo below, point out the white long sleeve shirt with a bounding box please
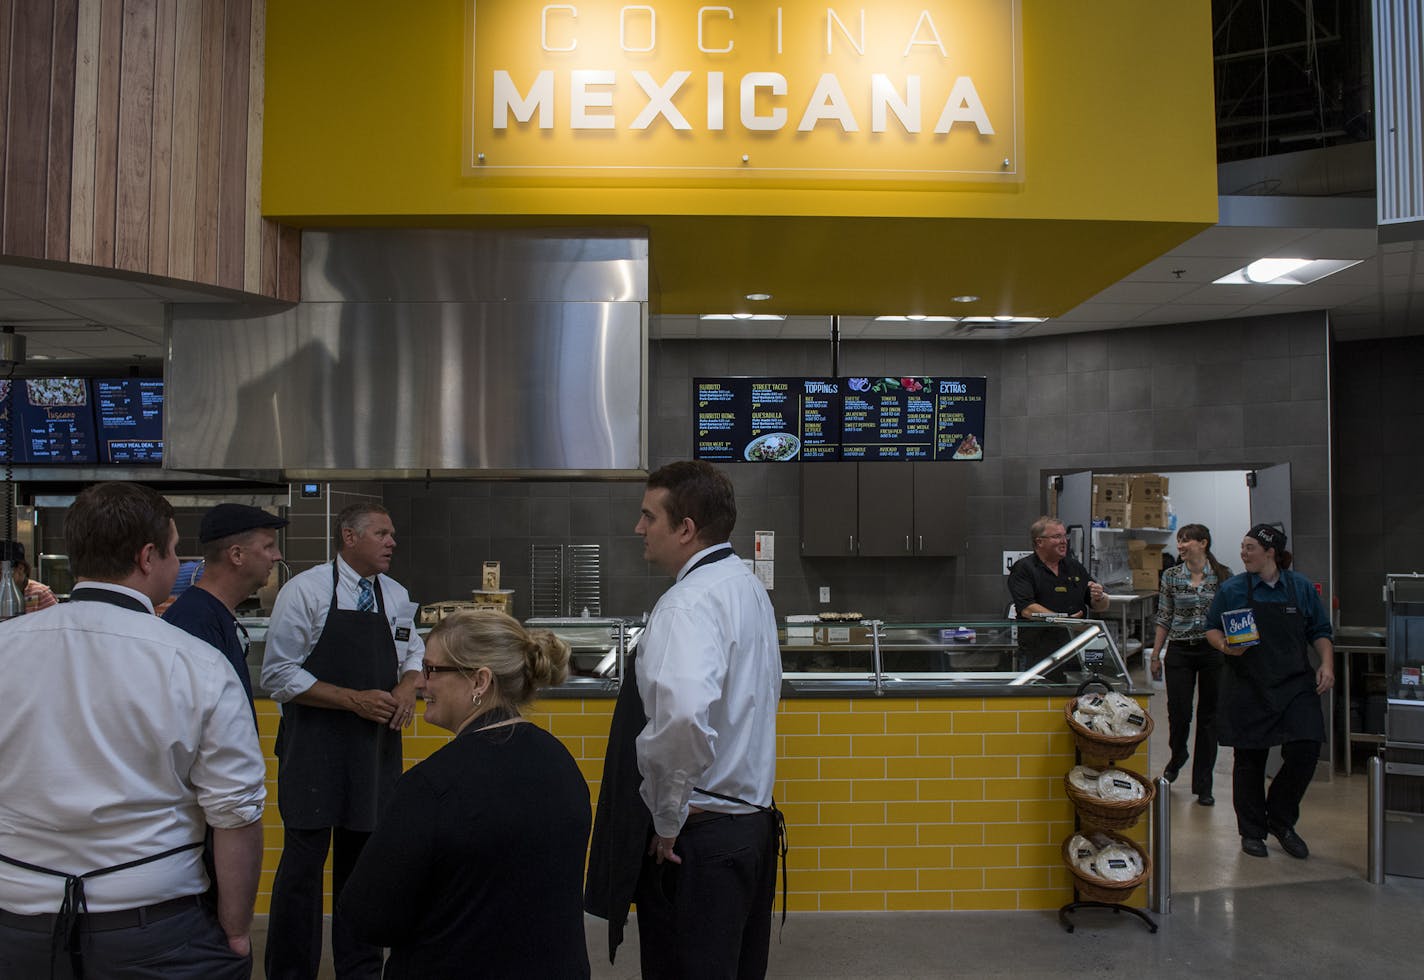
[0,583,266,914]
[636,544,781,838]
[261,556,425,703]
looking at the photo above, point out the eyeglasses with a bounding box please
[421,661,464,679]
[1038,533,1067,541]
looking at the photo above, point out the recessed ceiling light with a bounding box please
[961,316,1047,325]
[745,292,772,301]
[700,313,786,321]
[951,295,979,303]
[1214,257,1362,285]
[874,315,958,322]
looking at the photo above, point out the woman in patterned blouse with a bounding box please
[1149,523,1232,805]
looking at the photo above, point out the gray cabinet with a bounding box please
[801,462,966,557]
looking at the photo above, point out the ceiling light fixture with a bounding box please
[961,316,1046,324]
[874,315,958,322]
[744,292,772,301]
[700,313,786,321]
[951,295,979,303]
[1214,257,1362,286]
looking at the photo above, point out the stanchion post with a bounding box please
[1368,752,1385,885]
[1149,775,1170,914]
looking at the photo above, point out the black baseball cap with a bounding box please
[199,504,289,544]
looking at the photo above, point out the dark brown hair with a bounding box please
[66,482,175,579]
[646,460,737,545]
[1176,523,1232,582]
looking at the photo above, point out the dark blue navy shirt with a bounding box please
[163,586,257,720]
[1205,569,1333,643]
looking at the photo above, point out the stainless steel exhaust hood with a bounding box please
[166,230,648,477]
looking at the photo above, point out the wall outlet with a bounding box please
[819,586,831,603]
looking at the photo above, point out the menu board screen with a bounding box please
[0,380,11,464]
[96,379,165,464]
[8,378,99,463]
[693,376,986,462]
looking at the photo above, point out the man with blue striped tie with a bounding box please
[261,503,424,979]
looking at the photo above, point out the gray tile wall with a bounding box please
[1334,335,1424,626]
[377,310,1332,623]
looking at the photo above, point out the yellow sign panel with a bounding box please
[463,1,1022,182]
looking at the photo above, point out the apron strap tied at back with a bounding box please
[691,786,790,931]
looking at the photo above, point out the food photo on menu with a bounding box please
[744,431,801,461]
[26,378,89,406]
[953,434,983,459]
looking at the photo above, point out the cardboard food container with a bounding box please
[470,589,515,614]
[482,561,502,591]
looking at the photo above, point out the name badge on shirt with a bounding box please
[1285,606,1298,615]
[394,625,412,642]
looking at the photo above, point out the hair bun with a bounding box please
[524,630,571,690]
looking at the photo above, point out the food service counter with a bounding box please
[243,617,1152,914]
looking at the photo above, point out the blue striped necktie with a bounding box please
[357,577,375,612]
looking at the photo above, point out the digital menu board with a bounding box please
[0,380,12,464]
[9,378,98,464]
[96,379,165,464]
[694,376,986,462]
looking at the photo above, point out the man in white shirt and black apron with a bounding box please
[261,503,423,979]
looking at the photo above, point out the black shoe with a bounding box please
[1241,837,1268,857]
[1196,793,1215,806]
[1163,764,1181,783]
[1269,823,1310,859]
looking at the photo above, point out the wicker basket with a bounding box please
[1063,697,1154,762]
[1061,831,1151,903]
[1063,766,1156,830]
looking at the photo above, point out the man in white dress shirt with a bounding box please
[261,502,423,979]
[621,461,782,978]
[0,482,266,979]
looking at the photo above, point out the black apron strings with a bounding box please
[690,786,790,929]
[0,841,204,980]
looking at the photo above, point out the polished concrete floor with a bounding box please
[251,673,1423,978]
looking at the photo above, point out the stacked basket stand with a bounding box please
[1059,677,1159,933]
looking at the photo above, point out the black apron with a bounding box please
[0,586,204,979]
[273,563,403,831]
[1217,574,1325,748]
[584,546,738,964]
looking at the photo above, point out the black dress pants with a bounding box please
[1232,741,1320,840]
[635,810,778,980]
[265,826,382,980]
[1164,640,1224,795]
[0,899,249,980]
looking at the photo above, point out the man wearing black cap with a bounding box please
[164,504,288,711]
[1205,523,1334,860]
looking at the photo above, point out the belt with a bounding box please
[684,809,736,827]
[0,894,202,933]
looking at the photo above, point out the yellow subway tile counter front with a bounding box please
[254,692,1147,915]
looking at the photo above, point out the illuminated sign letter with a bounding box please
[740,72,787,131]
[797,74,858,132]
[631,70,692,130]
[707,70,725,130]
[934,76,994,134]
[871,74,920,133]
[571,69,616,129]
[541,5,577,52]
[826,8,865,55]
[492,70,554,128]
[698,6,733,54]
[621,5,655,53]
[903,10,947,57]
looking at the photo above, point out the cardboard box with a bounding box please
[1093,500,1129,528]
[1130,568,1160,591]
[1131,475,1169,503]
[470,589,515,613]
[1128,543,1167,569]
[814,626,873,646]
[1131,501,1166,528]
[1094,476,1130,504]
[482,561,502,591]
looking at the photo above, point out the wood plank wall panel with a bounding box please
[0,0,296,304]
[69,0,100,266]
[92,0,123,267]
[3,0,54,257]
[45,0,79,262]
[114,0,155,273]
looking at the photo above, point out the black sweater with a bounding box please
[341,722,592,979]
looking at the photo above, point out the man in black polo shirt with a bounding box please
[164,503,288,718]
[1008,516,1109,663]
